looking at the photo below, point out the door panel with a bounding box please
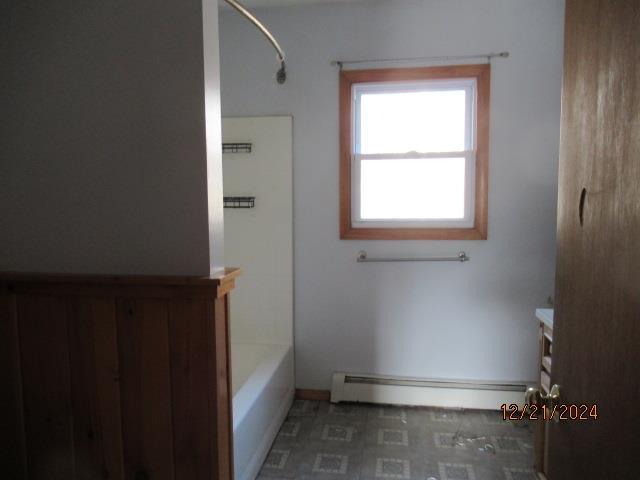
[549,1,640,478]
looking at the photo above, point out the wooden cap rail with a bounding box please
[0,267,241,299]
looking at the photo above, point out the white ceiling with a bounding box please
[219,0,368,9]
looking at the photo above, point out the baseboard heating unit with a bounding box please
[331,373,529,410]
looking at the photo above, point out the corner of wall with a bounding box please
[202,0,225,273]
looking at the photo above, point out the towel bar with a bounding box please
[357,251,469,263]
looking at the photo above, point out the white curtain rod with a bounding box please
[331,51,509,68]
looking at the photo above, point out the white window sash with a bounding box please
[354,151,471,160]
[351,151,476,229]
[351,78,478,229]
[353,79,476,155]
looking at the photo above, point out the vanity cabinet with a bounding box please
[534,308,553,476]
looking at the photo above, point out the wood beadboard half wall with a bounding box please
[0,269,240,480]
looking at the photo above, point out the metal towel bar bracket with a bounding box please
[357,251,470,263]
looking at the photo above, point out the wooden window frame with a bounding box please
[339,64,490,240]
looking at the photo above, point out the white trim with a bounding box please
[355,151,471,160]
[352,153,475,228]
[352,78,476,155]
[350,78,478,229]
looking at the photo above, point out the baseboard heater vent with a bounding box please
[331,373,529,411]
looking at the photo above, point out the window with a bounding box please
[339,65,489,239]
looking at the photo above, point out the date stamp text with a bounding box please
[500,403,598,421]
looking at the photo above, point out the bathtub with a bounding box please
[232,342,294,480]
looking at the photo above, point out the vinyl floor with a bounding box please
[257,400,536,480]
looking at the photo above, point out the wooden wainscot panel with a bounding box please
[68,297,124,480]
[210,296,234,480]
[18,295,75,480]
[0,269,240,480]
[168,299,214,479]
[117,298,175,480]
[0,289,28,479]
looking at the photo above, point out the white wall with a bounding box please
[219,0,564,388]
[223,117,293,347]
[0,0,224,275]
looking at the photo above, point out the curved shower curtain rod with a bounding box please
[223,0,287,84]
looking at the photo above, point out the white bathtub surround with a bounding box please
[223,116,294,347]
[223,117,294,480]
[232,343,294,480]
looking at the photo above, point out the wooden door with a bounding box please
[548,1,640,478]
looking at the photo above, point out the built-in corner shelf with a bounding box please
[223,196,255,209]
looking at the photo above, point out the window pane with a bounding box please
[360,158,466,220]
[359,89,467,154]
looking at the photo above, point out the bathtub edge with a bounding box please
[237,387,294,480]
